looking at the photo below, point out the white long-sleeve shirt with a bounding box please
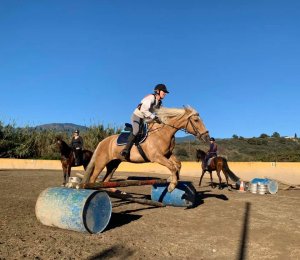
[133,94,160,120]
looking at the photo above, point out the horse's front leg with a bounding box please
[169,154,181,181]
[67,164,71,183]
[61,161,68,186]
[209,172,215,188]
[199,170,205,187]
[155,156,179,192]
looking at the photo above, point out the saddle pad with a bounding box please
[116,124,148,146]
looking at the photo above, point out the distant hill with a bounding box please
[175,135,196,143]
[34,123,88,133]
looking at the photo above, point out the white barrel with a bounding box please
[250,183,257,194]
[258,184,268,195]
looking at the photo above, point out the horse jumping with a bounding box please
[82,106,210,192]
[56,138,93,185]
[196,149,240,190]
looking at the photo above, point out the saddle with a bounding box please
[116,123,148,146]
[207,156,216,168]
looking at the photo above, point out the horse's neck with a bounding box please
[61,142,71,156]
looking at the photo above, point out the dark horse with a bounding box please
[196,149,240,190]
[56,138,93,185]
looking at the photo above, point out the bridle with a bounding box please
[184,114,209,142]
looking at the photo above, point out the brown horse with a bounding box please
[82,106,210,192]
[56,138,93,185]
[196,149,240,190]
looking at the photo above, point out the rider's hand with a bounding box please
[154,116,162,124]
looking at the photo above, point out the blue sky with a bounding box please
[0,1,299,138]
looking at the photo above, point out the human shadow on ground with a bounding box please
[88,244,134,260]
[237,202,251,260]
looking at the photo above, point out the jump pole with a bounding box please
[81,179,168,189]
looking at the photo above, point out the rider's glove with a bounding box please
[154,116,162,124]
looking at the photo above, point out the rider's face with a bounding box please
[159,90,167,99]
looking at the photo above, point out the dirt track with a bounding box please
[0,170,299,259]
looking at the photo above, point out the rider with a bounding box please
[204,137,218,169]
[71,129,84,166]
[120,83,169,159]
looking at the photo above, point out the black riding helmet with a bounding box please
[210,137,215,141]
[154,84,169,93]
[74,129,80,134]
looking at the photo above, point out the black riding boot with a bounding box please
[120,133,136,159]
[74,149,82,166]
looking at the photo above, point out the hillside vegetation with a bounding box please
[174,135,300,162]
[1,121,299,162]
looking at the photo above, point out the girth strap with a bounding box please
[136,144,150,162]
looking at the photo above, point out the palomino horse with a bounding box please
[56,138,93,185]
[82,106,210,192]
[196,149,240,190]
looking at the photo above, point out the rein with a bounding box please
[148,113,209,141]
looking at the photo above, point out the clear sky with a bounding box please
[0,1,299,138]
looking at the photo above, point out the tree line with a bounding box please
[0,122,120,159]
[1,121,299,162]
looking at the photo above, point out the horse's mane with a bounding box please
[155,106,198,123]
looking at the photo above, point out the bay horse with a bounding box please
[55,138,93,185]
[196,149,240,190]
[82,106,210,192]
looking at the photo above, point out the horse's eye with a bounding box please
[194,119,199,122]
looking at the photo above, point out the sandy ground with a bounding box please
[0,169,299,260]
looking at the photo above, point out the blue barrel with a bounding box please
[35,187,112,234]
[151,181,196,207]
[250,178,278,194]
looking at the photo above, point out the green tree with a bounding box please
[272,132,280,138]
[260,133,269,138]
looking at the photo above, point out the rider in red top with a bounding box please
[204,137,218,169]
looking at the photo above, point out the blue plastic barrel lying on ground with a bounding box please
[250,178,278,194]
[151,181,196,207]
[35,187,112,234]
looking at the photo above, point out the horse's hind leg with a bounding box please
[216,170,223,189]
[89,160,107,183]
[103,160,121,182]
[223,170,231,191]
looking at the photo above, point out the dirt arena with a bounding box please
[0,169,299,260]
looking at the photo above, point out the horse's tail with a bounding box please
[222,158,240,182]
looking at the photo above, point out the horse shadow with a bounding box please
[104,212,142,232]
[192,190,229,208]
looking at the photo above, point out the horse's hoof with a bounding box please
[168,183,176,193]
[218,186,223,190]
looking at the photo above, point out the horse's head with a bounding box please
[196,149,206,161]
[182,106,210,142]
[155,106,210,142]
